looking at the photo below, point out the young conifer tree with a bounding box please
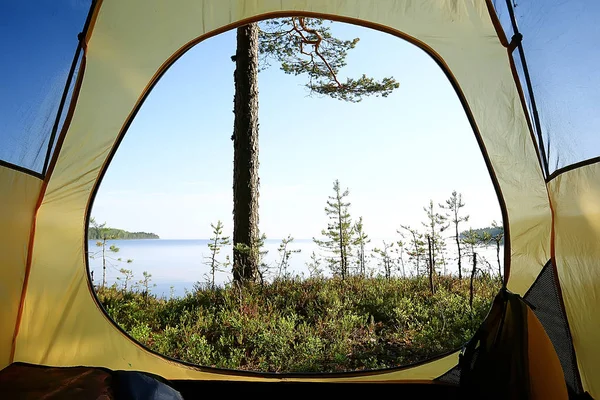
[89,218,132,288]
[462,228,483,309]
[205,221,231,291]
[276,235,301,279]
[440,191,469,279]
[313,180,355,280]
[373,241,396,280]
[353,216,370,276]
[483,220,504,282]
[422,200,449,277]
[399,225,427,276]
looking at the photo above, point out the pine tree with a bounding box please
[257,18,399,102]
[276,235,301,279]
[462,228,483,309]
[422,200,449,277]
[313,180,355,279]
[306,251,324,278]
[482,220,504,282]
[232,24,261,284]
[395,235,407,278]
[231,18,400,283]
[204,221,231,291]
[255,233,271,284]
[353,216,370,276]
[139,271,156,301]
[399,225,426,276]
[373,241,396,280]
[440,191,469,279]
[117,268,134,292]
[89,218,132,288]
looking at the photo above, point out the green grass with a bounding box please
[97,275,498,373]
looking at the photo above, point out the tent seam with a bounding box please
[546,156,600,183]
[0,160,43,180]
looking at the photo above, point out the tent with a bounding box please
[1,0,598,398]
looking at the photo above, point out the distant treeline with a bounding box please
[88,227,159,240]
[460,226,504,244]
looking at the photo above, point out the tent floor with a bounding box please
[0,362,460,399]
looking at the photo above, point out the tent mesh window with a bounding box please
[0,1,90,176]
[436,261,582,394]
[435,357,463,385]
[523,260,583,394]
[492,0,600,176]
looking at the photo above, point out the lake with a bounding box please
[88,239,504,298]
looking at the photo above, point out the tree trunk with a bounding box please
[359,244,365,276]
[470,251,477,309]
[211,240,217,291]
[399,250,405,278]
[232,24,260,283]
[430,228,436,274]
[412,232,420,275]
[427,235,434,294]
[337,195,345,280]
[455,221,462,279]
[102,238,106,288]
[496,241,502,282]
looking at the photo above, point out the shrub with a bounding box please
[97,275,498,373]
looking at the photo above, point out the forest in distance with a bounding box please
[88,218,159,240]
[86,223,502,244]
[87,223,502,245]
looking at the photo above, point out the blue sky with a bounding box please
[91,20,501,240]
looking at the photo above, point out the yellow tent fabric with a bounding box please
[0,168,41,367]
[527,305,569,399]
[550,162,600,396]
[0,0,596,397]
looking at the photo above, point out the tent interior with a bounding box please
[1,0,599,398]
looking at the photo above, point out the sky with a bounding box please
[90,20,502,240]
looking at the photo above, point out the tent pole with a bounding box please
[41,0,98,177]
[504,0,550,178]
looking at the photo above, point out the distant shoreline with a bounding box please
[87,238,315,242]
[88,227,160,240]
[88,237,160,240]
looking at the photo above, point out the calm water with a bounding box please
[88,239,316,297]
[88,239,504,298]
